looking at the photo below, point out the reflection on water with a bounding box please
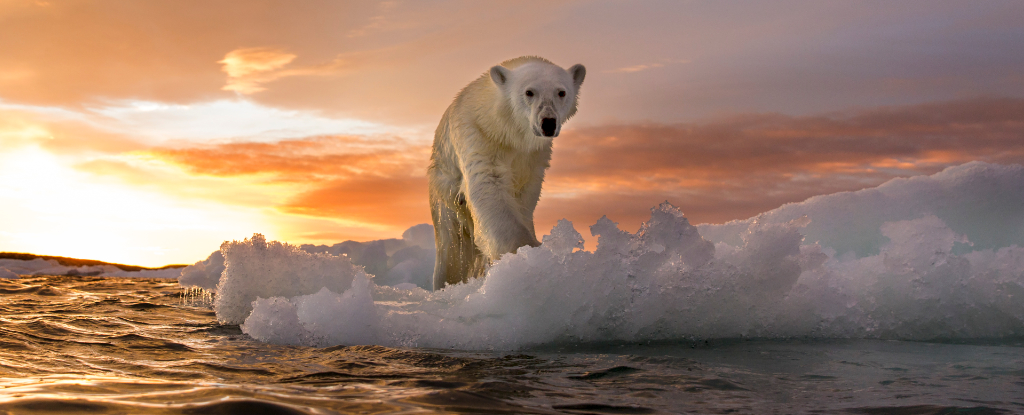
[0,275,1022,414]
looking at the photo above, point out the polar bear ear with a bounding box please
[569,64,586,89]
[490,66,512,88]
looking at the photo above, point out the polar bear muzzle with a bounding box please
[535,103,561,137]
[541,118,557,137]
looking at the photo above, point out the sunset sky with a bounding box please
[1,1,1023,267]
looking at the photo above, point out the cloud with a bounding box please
[537,97,1024,232]
[147,135,426,178]
[0,1,382,106]
[220,48,296,79]
[346,0,399,38]
[2,0,1023,130]
[219,47,348,94]
[124,96,1024,248]
[219,48,297,93]
[64,132,432,250]
[141,135,431,229]
[0,106,144,154]
[0,95,431,250]
[280,176,429,226]
[86,99,392,144]
[130,97,1024,242]
[607,63,664,73]
[8,89,1021,260]
[605,59,690,74]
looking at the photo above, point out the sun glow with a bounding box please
[0,145,265,267]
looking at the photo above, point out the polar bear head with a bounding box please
[490,59,586,139]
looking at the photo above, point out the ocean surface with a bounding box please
[1,274,1021,414]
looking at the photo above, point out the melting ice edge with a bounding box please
[180,161,1024,350]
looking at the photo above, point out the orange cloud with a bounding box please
[140,135,431,231]
[220,48,296,79]
[281,176,429,226]
[605,59,690,74]
[219,47,348,94]
[608,63,664,73]
[147,136,426,179]
[0,1,386,107]
[536,97,1024,232]
[0,1,564,126]
[130,97,1024,241]
[0,108,144,154]
[220,48,298,93]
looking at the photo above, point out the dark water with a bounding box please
[1,275,1022,414]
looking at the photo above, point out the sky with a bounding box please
[1,0,1023,267]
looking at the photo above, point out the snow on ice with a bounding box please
[182,162,1024,349]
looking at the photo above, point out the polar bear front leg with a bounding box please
[463,161,540,261]
[516,162,549,243]
[429,171,479,290]
[429,196,478,290]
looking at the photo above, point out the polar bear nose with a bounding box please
[541,118,557,137]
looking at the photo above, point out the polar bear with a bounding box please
[428,56,586,290]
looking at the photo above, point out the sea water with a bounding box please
[0,275,1021,413]
[1,161,1023,413]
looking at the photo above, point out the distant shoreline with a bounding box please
[0,252,187,272]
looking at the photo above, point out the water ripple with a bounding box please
[0,275,1021,413]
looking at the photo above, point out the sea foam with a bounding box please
[193,162,1024,349]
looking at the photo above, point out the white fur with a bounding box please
[428,56,586,290]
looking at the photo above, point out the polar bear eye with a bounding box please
[558,90,566,98]
[525,90,534,97]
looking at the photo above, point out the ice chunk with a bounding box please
[380,251,433,289]
[214,233,369,324]
[0,268,18,279]
[636,202,714,268]
[178,250,225,290]
[242,275,380,347]
[289,224,436,290]
[0,257,182,279]
[699,161,1024,255]
[879,215,968,274]
[213,162,1024,349]
[402,223,435,250]
[0,258,59,275]
[240,296,309,345]
[541,219,584,257]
